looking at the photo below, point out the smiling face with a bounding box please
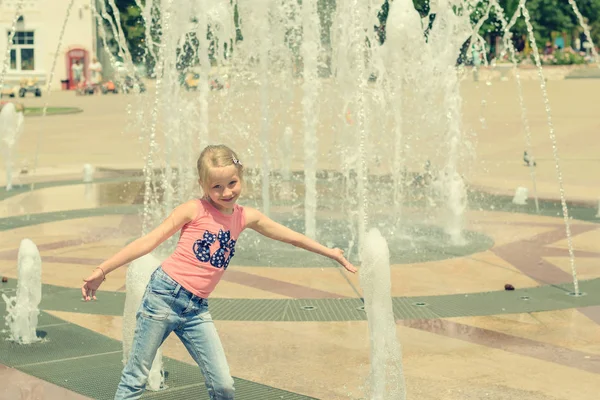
[201,165,242,214]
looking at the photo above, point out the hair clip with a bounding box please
[232,156,242,166]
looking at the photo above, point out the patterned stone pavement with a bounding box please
[1,177,599,400]
[1,79,600,399]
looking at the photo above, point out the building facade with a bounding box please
[0,0,97,91]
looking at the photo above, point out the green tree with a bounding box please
[528,0,576,44]
[564,0,600,47]
[485,0,600,51]
[118,4,146,63]
[108,0,599,70]
[102,1,146,64]
[376,0,600,52]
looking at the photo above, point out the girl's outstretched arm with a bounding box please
[81,200,197,300]
[244,207,357,273]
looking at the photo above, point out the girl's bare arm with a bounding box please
[82,200,197,300]
[244,207,357,273]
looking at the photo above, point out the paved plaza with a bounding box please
[1,76,600,399]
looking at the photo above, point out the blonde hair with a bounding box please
[197,144,244,190]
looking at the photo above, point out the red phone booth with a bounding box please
[65,47,89,90]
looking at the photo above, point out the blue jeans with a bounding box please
[114,267,234,399]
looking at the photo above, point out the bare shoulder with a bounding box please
[242,206,263,228]
[147,200,198,240]
[173,199,199,221]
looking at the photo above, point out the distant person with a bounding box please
[573,37,581,52]
[89,57,103,93]
[554,36,564,50]
[471,43,482,82]
[71,59,83,89]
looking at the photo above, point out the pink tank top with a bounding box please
[162,199,246,298]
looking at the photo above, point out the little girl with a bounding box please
[81,144,357,400]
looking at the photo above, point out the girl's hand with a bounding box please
[331,248,358,273]
[81,268,105,301]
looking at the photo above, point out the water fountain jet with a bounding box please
[512,186,529,205]
[0,103,25,191]
[123,254,165,391]
[519,0,580,295]
[359,228,406,399]
[1,239,42,344]
[82,163,95,183]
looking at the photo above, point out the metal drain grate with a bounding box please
[1,312,317,400]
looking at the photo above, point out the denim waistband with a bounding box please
[155,266,207,305]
